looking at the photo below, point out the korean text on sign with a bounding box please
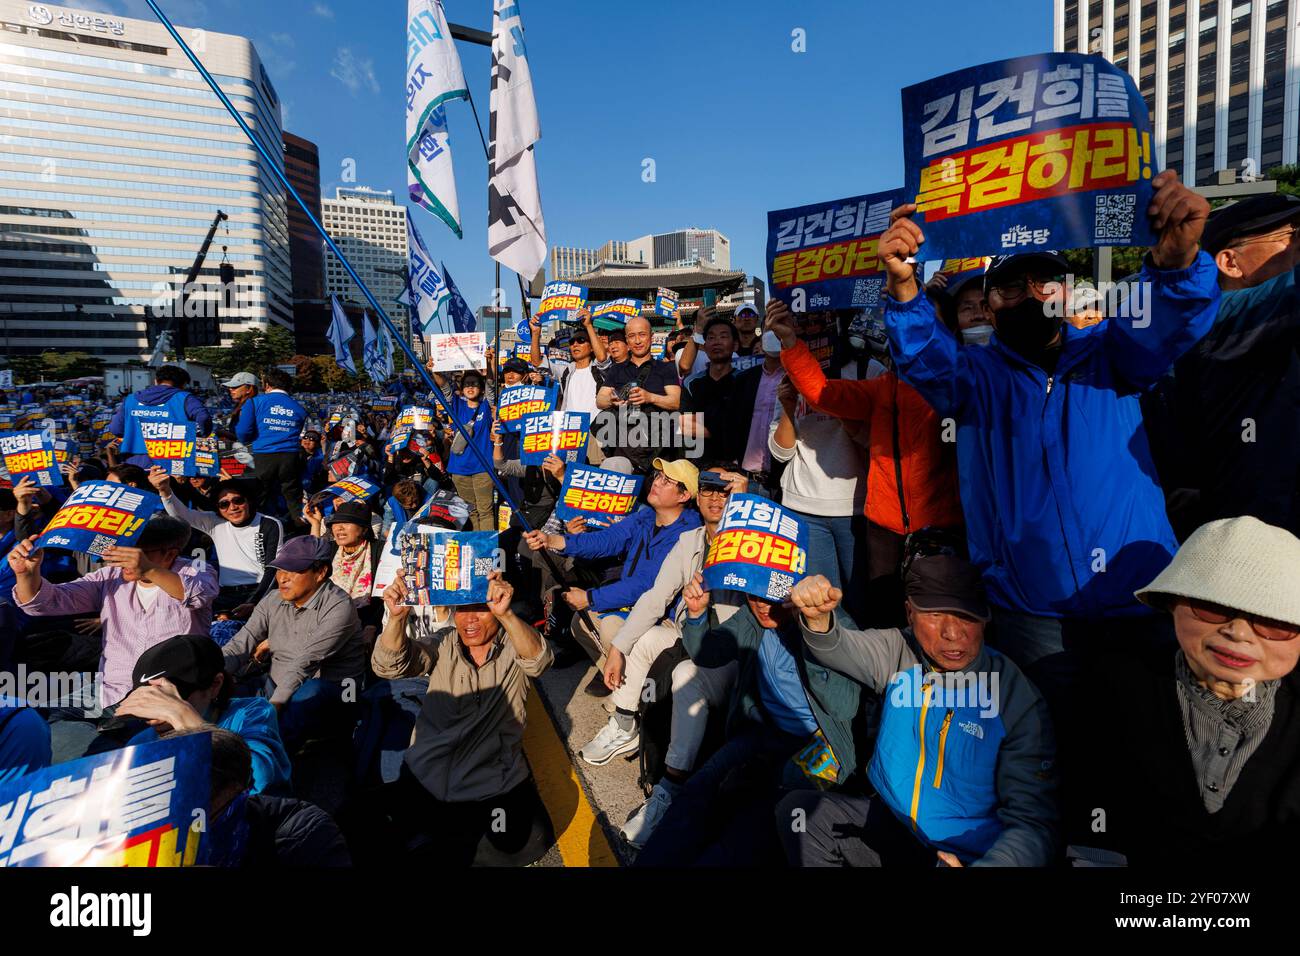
[35,480,161,557]
[701,493,809,602]
[400,529,498,607]
[554,466,643,528]
[766,189,904,311]
[0,431,61,487]
[140,420,195,477]
[537,281,588,322]
[902,53,1157,257]
[519,411,590,466]
[498,384,556,431]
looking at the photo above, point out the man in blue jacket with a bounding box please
[879,170,1220,723]
[235,367,308,526]
[524,457,701,697]
[108,365,212,468]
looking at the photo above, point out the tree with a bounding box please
[10,351,105,383]
[1267,164,1300,199]
[1061,246,1147,283]
[311,354,352,391]
[187,325,296,379]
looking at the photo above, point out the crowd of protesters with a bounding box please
[1,179,1299,869]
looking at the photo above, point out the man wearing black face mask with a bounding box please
[879,171,1221,742]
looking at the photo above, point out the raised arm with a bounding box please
[790,575,905,693]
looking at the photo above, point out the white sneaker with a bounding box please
[622,783,676,848]
[578,716,639,766]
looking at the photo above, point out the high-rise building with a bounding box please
[626,228,730,270]
[1054,0,1297,186]
[0,0,292,362]
[550,246,599,280]
[320,186,416,356]
[283,131,327,356]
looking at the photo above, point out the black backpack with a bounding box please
[636,642,725,796]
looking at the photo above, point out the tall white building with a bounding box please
[320,186,414,353]
[1054,0,1298,185]
[626,228,730,270]
[0,0,292,362]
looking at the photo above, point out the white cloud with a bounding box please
[330,47,379,96]
[312,2,334,18]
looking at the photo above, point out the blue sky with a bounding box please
[80,0,1052,312]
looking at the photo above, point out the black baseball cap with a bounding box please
[502,357,532,376]
[905,554,991,622]
[1202,193,1300,256]
[983,251,1069,293]
[134,634,224,699]
[698,470,731,492]
[326,500,371,528]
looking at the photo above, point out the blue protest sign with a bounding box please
[497,383,557,431]
[34,480,161,556]
[554,465,643,528]
[139,420,197,477]
[701,493,809,602]
[0,732,210,867]
[190,435,221,478]
[766,189,904,311]
[519,411,590,466]
[0,430,62,487]
[901,52,1157,258]
[537,281,588,322]
[401,529,498,606]
[591,298,642,329]
[653,287,679,319]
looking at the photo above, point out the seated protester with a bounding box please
[300,429,328,497]
[200,727,351,867]
[303,499,382,629]
[779,558,1058,868]
[221,535,366,753]
[1066,516,1300,866]
[151,468,282,618]
[179,474,222,514]
[0,699,51,783]
[633,573,863,867]
[113,634,290,795]
[583,466,751,848]
[7,516,219,762]
[381,478,426,545]
[491,416,566,616]
[595,317,682,473]
[345,572,555,867]
[523,457,702,697]
[383,442,443,492]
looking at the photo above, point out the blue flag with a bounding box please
[362,311,390,384]
[328,295,357,375]
[442,263,476,332]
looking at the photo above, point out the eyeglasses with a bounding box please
[1228,225,1300,249]
[653,471,687,494]
[217,496,247,510]
[1186,599,1300,642]
[698,485,729,499]
[988,274,1065,299]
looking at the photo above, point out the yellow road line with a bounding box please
[523,687,619,867]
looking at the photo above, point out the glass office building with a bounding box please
[1055,0,1297,185]
[0,0,292,361]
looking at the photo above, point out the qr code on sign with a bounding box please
[1095,194,1137,241]
[87,534,117,555]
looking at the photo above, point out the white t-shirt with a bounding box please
[214,517,272,587]
[560,363,600,419]
[136,583,163,611]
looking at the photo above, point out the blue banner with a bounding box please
[139,419,198,478]
[766,188,903,311]
[401,529,498,606]
[35,480,161,556]
[537,281,588,323]
[702,493,809,602]
[901,52,1157,258]
[653,287,680,319]
[519,410,590,466]
[316,476,381,506]
[497,383,557,431]
[0,430,61,487]
[554,465,643,528]
[191,435,221,478]
[0,729,210,867]
[591,298,642,329]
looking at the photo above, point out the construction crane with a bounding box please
[149,209,229,364]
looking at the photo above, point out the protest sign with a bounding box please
[901,52,1157,258]
[767,188,903,311]
[537,281,588,322]
[519,410,590,466]
[651,331,668,360]
[702,493,809,602]
[0,430,62,487]
[0,370,11,389]
[591,298,642,329]
[395,405,436,432]
[497,383,557,431]
[731,354,765,373]
[554,465,643,528]
[139,420,196,477]
[653,287,680,320]
[372,398,398,416]
[314,475,381,508]
[428,332,487,372]
[400,529,498,606]
[191,436,221,478]
[34,481,161,556]
[0,732,210,867]
[220,456,248,478]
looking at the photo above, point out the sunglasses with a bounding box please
[988,274,1065,298]
[217,496,247,510]
[1186,599,1299,642]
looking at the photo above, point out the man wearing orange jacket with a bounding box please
[766,299,963,627]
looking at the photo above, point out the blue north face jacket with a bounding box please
[884,253,1220,618]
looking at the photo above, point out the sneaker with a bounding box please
[578,716,639,766]
[622,783,676,848]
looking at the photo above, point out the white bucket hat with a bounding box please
[1135,516,1300,628]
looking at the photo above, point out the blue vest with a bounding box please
[120,391,190,456]
[250,393,306,453]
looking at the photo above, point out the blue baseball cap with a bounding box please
[268,534,333,572]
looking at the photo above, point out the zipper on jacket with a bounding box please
[909,681,934,832]
[1045,375,1054,395]
[890,375,911,533]
[933,710,954,788]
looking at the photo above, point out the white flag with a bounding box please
[407,0,468,237]
[407,216,452,337]
[487,0,546,281]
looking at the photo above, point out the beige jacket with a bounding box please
[371,621,552,802]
